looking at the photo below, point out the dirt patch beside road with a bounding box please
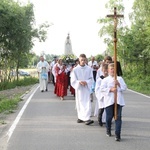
[0,85,33,99]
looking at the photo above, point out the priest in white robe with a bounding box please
[71,54,94,125]
[37,56,50,92]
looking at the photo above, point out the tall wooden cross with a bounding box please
[107,7,124,120]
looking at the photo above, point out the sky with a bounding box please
[19,0,134,57]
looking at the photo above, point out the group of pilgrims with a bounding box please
[36,54,127,142]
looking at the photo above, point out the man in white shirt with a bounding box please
[50,57,58,85]
[88,56,98,102]
[88,56,98,81]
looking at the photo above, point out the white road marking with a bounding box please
[6,85,39,142]
[127,89,150,99]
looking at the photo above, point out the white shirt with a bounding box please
[100,75,127,108]
[96,67,104,80]
[95,77,105,108]
[50,61,56,70]
[36,61,49,73]
[88,60,98,71]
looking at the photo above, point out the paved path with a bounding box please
[0,83,150,150]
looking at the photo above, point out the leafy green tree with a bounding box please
[118,0,150,95]
[0,0,49,81]
[128,0,150,74]
[95,54,104,63]
[97,0,150,95]
[97,0,125,57]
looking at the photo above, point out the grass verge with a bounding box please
[0,77,38,91]
[0,94,22,114]
[124,74,150,96]
[0,77,38,115]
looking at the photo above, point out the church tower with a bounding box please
[64,33,73,55]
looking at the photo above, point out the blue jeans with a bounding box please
[105,104,122,136]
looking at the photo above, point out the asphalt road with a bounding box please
[0,83,150,150]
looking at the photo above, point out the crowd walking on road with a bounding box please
[36,54,127,142]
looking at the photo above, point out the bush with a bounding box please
[0,77,38,91]
[0,95,21,113]
[124,71,150,96]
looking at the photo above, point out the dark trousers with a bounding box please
[67,71,70,87]
[52,74,55,86]
[98,108,104,123]
[105,104,122,136]
[93,71,97,82]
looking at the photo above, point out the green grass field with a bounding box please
[19,68,38,78]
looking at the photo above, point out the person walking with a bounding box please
[71,54,94,125]
[54,59,68,100]
[100,63,127,141]
[37,56,50,92]
[112,56,123,76]
[51,56,58,85]
[94,63,108,126]
[88,56,98,102]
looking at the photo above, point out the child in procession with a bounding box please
[94,63,108,126]
[100,63,127,141]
